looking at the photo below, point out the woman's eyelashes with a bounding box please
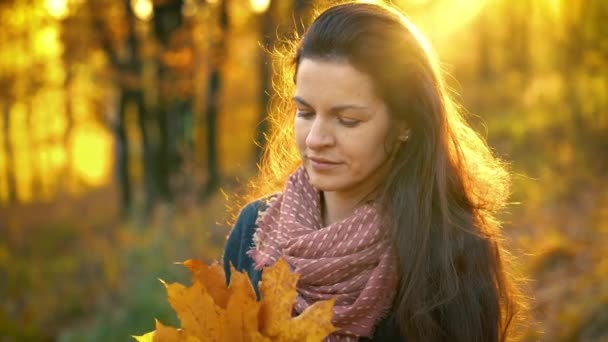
[296,110,314,119]
[296,110,361,127]
[338,117,361,127]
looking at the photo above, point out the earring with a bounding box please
[398,131,410,142]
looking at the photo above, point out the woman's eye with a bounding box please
[338,117,361,127]
[296,110,314,118]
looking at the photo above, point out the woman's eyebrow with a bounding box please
[293,96,369,113]
[293,96,313,107]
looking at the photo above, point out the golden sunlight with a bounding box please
[544,0,561,17]
[131,0,154,21]
[0,117,5,202]
[33,26,62,60]
[250,0,271,14]
[9,102,32,202]
[411,0,488,41]
[407,0,430,5]
[45,0,68,19]
[182,0,198,17]
[47,144,67,173]
[70,125,113,186]
[14,150,34,203]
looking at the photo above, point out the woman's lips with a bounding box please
[308,157,341,171]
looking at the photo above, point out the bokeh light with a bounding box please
[70,125,113,186]
[250,0,271,14]
[131,0,153,21]
[45,0,68,19]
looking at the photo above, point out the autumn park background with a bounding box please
[0,0,606,340]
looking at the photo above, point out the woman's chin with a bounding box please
[307,176,343,193]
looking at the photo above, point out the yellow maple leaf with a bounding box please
[133,319,199,342]
[134,257,336,342]
[259,258,337,342]
[183,260,230,308]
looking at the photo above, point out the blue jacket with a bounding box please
[222,200,403,341]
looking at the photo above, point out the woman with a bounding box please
[223,2,525,341]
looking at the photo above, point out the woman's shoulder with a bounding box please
[235,199,265,226]
[222,197,275,298]
[229,194,279,231]
[223,199,264,266]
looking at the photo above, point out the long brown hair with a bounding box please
[241,2,526,341]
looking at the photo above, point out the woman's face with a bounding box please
[294,58,394,198]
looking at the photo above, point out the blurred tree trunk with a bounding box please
[152,0,185,203]
[2,99,17,203]
[134,90,157,217]
[155,104,172,202]
[94,0,157,217]
[22,22,41,200]
[560,0,608,160]
[204,59,221,196]
[476,12,492,81]
[560,0,586,142]
[94,2,131,217]
[62,67,74,193]
[201,0,228,197]
[0,59,16,203]
[115,91,132,217]
[126,1,158,216]
[255,0,276,162]
[506,1,530,76]
[25,99,42,199]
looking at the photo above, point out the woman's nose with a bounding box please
[306,117,334,149]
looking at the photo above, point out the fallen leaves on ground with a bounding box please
[133,257,336,342]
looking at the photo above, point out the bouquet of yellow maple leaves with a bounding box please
[133,258,337,342]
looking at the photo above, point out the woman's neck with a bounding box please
[321,188,375,226]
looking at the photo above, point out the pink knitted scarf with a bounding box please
[247,166,399,341]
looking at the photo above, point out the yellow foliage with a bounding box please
[134,258,336,342]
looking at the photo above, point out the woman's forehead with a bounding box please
[294,58,383,107]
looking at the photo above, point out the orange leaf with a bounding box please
[183,260,230,309]
[163,279,223,339]
[135,257,335,342]
[224,263,261,341]
[259,258,337,341]
[153,319,191,342]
